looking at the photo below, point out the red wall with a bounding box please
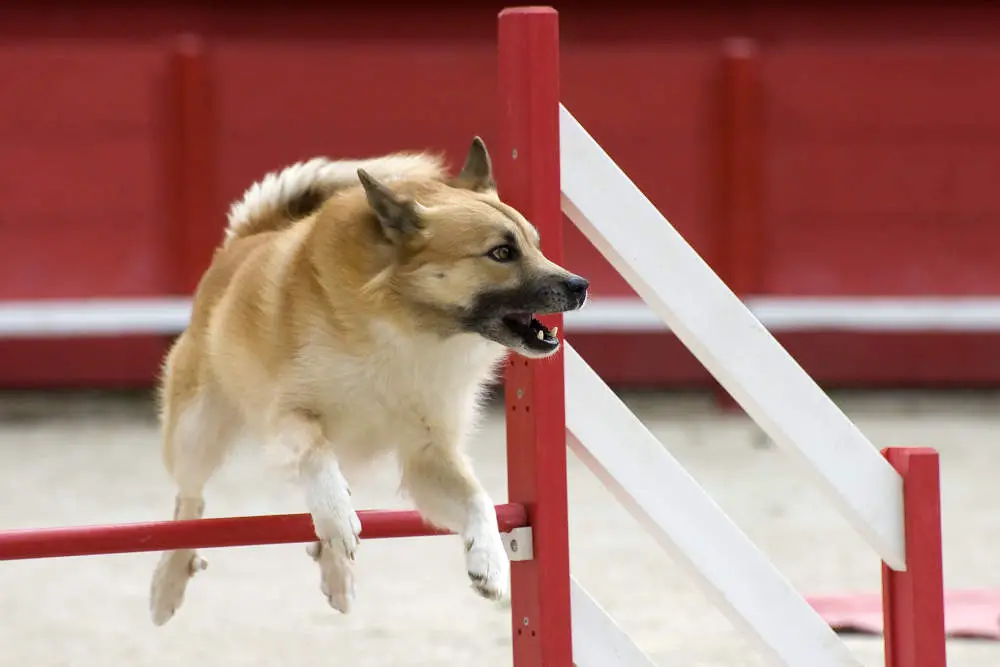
[2,3,1000,388]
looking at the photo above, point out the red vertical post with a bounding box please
[497,7,574,667]
[881,447,947,667]
[713,37,765,410]
[166,34,220,295]
[716,37,765,298]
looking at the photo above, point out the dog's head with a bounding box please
[357,137,588,358]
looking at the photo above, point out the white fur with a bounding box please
[225,153,447,244]
[299,447,362,612]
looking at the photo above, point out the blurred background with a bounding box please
[4,2,1000,389]
[1,3,999,666]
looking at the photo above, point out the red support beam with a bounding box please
[497,7,574,667]
[881,447,948,667]
[0,504,529,561]
[716,37,765,298]
[166,34,221,296]
[713,37,766,411]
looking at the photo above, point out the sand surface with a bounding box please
[0,389,998,666]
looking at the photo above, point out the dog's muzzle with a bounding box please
[467,274,589,358]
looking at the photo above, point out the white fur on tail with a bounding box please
[224,152,447,244]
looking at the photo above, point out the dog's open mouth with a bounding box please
[501,312,559,352]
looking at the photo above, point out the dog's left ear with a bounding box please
[456,136,496,192]
[358,169,424,243]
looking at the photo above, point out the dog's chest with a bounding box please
[300,324,505,450]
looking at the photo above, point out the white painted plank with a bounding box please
[748,296,1000,332]
[565,296,1000,333]
[0,298,192,338]
[559,104,906,570]
[570,577,658,667]
[4,295,1000,338]
[564,345,861,667]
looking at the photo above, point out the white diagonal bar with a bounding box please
[571,577,658,667]
[559,104,905,570]
[564,344,860,667]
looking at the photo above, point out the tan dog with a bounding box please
[148,137,589,625]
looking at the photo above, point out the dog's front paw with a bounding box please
[307,540,357,613]
[465,530,510,603]
[149,549,207,626]
[313,506,362,560]
[308,509,363,613]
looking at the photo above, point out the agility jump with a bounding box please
[0,7,946,667]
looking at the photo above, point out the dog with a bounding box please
[148,136,589,625]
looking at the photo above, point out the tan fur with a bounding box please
[148,138,586,624]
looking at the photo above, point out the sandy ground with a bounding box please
[0,388,998,667]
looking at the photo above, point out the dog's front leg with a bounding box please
[401,447,509,603]
[273,412,362,613]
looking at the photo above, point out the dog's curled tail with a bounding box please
[224,152,447,244]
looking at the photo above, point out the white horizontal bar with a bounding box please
[568,296,1000,333]
[4,295,1000,339]
[0,298,192,338]
[749,296,1000,332]
[559,103,906,570]
[570,577,657,667]
[565,346,861,667]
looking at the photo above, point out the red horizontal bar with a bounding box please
[0,503,529,561]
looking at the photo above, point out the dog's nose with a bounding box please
[565,275,589,295]
[566,276,590,294]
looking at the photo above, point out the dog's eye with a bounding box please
[487,244,517,262]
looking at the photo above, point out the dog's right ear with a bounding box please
[357,169,424,243]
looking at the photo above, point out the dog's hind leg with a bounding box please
[150,343,238,625]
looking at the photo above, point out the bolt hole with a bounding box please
[525,405,531,413]
[511,404,517,411]
[517,628,522,636]
[523,359,528,367]
[531,630,536,637]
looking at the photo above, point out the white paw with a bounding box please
[308,509,362,613]
[312,507,362,561]
[149,550,207,626]
[465,529,510,603]
[307,540,357,613]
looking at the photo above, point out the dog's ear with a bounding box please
[357,169,424,243]
[456,136,496,192]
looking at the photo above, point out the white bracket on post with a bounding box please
[502,526,534,561]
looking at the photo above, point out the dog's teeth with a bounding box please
[536,329,544,340]
[551,326,559,338]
